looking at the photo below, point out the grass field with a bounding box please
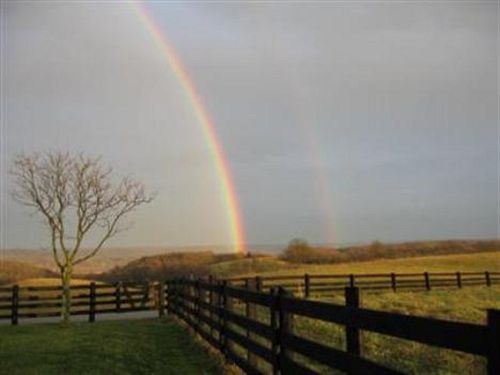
[222,285,499,374]
[222,251,500,278]
[296,287,500,373]
[0,319,223,375]
[222,253,499,373]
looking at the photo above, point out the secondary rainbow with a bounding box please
[134,2,246,253]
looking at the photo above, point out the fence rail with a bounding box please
[166,277,500,375]
[0,270,498,325]
[227,271,500,297]
[0,282,162,324]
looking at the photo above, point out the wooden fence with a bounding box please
[0,282,164,325]
[166,277,500,375]
[227,271,500,297]
[0,271,498,325]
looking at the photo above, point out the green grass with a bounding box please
[228,251,500,278]
[301,286,500,373]
[223,285,499,374]
[0,319,222,375]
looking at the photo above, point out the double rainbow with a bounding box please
[134,3,245,253]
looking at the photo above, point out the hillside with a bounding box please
[96,240,500,282]
[283,239,500,264]
[1,244,276,273]
[98,251,248,283]
[0,260,55,285]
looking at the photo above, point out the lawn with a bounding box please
[0,319,223,375]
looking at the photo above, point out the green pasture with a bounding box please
[0,319,223,375]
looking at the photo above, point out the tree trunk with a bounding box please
[60,265,73,323]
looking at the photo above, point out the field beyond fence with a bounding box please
[228,270,500,298]
[168,277,500,375]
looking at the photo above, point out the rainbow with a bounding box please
[134,2,246,253]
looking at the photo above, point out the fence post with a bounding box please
[115,282,122,312]
[456,272,462,288]
[304,273,310,298]
[349,274,355,288]
[390,273,397,292]
[424,272,431,291]
[215,280,222,350]
[11,285,19,326]
[171,279,177,315]
[486,271,491,287]
[255,276,262,292]
[224,280,234,356]
[270,288,279,375]
[245,278,258,366]
[345,287,361,356]
[165,280,170,315]
[208,276,216,338]
[89,282,96,323]
[158,281,165,318]
[278,287,294,370]
[219,280,228,357]
[195,278,202,328]
[487,309,500,375]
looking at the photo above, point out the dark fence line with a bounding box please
[226,271,499,297]
[166,277,500,375]
[0,270,498,325]
[1,273,499,373]
[0,282,165,324]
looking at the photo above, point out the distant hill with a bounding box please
[0,244,282,274]
[293,239,500,264]
[95,239,500,282]
[96,251,299,283]
[0,260,56,285]
[4,239,499,281]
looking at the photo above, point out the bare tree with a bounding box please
[10,152,154,322]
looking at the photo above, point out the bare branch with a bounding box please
[10,151,154,270]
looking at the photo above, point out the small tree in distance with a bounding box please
[11,152,154,323]
[281,238,312,262]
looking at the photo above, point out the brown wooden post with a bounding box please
[278,287,294,369]
[171,279,177,315]
[216,280,224,348]
[208,276,215,338]
[195,278,202,328]
[89,282,96,323]
[345,287,361,356]
[11,285,19,326]
[115,282,122,312]
[220,280,229,357]
[165,280,170,315]
[424,272,431,291]
[304,273,310,298]
[224,280,234,356]
[145,282,151,309]
[349,274,355,288]
[245,278,258,366]
[487,309,500,375]
[456,272,462,288]
[255,276,262,292]
[486,271,491,287]
[269,288,279,375]
[390,273,397,292]
[158,281,165,318]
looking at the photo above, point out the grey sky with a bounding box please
[1,1,498,250]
